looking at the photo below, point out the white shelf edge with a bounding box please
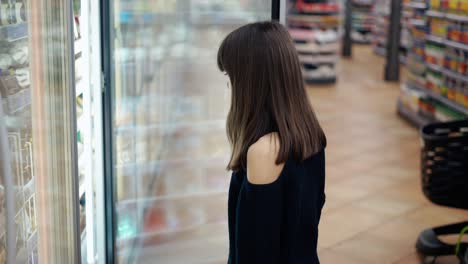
[404,2,427,9]
[426,10,445,18]
[426,10,468,22]
[444,39,468,51]
[446,13,468,22]
[117,190,227,206]
[426,34,444,44]
[426,34,468,51]
[409,18,426,26]
[426,63,468,83]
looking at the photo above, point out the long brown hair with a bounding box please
[217,21,326,171]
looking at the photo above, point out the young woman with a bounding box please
[217,21,327,264]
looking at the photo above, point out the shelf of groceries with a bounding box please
[372,0,414,63]
[287,0,341,84]
[351,0,374,44]
[398,0,468,126]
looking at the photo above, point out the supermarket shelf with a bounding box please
[426,10,468,22]
[403,2,427,9]
[305,77,336,84]
[288,14,340,23]
[426,34,468,51]
[352,2,373,7]
[425,34,444,45]
[118,190,227,206]
[299,55,338,65]
[117,220,206,246]
[408,18,426,27]
[2,88,31,116]
[397,100,432,127]
[426,10,445,18]
[0,23,28,42]
[116,156,228,171]
[444,39,468,51]
[426,63,468,83]
[291,10,340,15]
[115,119,225,133]
[446,13,468,22]
[408,83,468,115]
[4,115,30,129]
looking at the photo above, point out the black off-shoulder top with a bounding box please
[228,149,326,264]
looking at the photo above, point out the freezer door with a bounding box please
[102,1,279,263]
[0,0,81,263]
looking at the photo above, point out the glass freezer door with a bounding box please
[1,0,82,263]
[102,1,279,263]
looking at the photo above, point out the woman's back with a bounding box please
[228,145,326,264]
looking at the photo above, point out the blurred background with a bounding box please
[0,0,467,263]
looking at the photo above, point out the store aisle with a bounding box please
[312,46,466,264]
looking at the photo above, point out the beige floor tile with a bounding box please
[319,204,388,248]
[319,249,369,264]
[331,233,413,263]
[393,252,424,264]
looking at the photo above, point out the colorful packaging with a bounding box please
[431,17,448,37]
[444,47,458,71]
[460,0,468,14]
[431,0,441,9]
[459,51,467,74]
[455,81,465,105]
[463,22,468,43]
[447,78,457,100]
[447,21,461,41]
[425,43,445,66]
[464,87,468,107]
[448,0,459,13]
[427,70,444,93]
[440,77,449,96]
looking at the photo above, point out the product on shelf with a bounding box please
[425,42,445,65]
[430,17,449,37]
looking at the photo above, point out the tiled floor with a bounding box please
[311,46,467,264]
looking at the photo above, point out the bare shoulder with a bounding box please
[246,133,285,185]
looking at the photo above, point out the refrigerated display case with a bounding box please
[1,0,81,262]
[1,0,105,263]
[102,0,279,263]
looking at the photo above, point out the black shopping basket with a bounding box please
[416,119,468,263]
